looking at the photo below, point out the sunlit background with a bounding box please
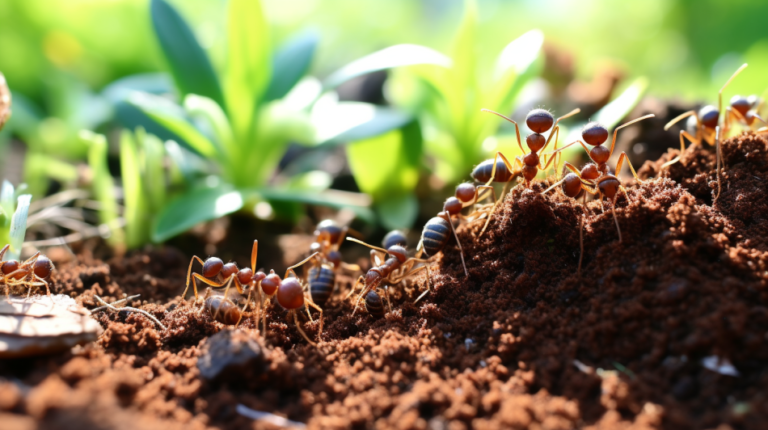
[0,0,766,252]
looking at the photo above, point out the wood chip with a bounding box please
[0,295,103,358]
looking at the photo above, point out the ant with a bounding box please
[726,93,766,133]
[663,63,749,197]
[1,244,54,297]
[306,219,361,308]
[345,238,431,315]
[474,107,581,234]
[543,114,655,246]
[365,290,385,319]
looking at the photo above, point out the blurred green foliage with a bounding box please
[0,181,31,261]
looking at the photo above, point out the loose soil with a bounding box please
[2,132,768,430]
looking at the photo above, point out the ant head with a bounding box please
[698,105,719,129]
[221,262,239,279]
[315,219,342,244]
[526,109,554,133]
[582,122,608,146]
[277,278,304,310]
[598,177,621,200]
[327,250,342,268]
[237,267,253,285]
[261,272,282,295]
[455,183,476,203]
[562,173,582,198]
[202,257,224,278]
[387,245,408,263]
[730,95,750,116]
[526,133,546,152]
[34,256,54,280]
[1,260,19,275]
[581,163,600,180]
[382,230,407,250]
[443,197,463,216]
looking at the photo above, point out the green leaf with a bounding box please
[120,130,147,248]
[7,194,30,261]
[225,0,271,141]
[254,187,375,225]
[184,94,235,155]
[138,129,167,215]
[0,181,14,227]
[376,194,418,231]
[263,30,319,103]
[323,44,452,91]
[316,105,413,147]
[450,0,479,102]
[129,92,220,159]
[151,0,224,107]
[83,131,124,247]
[346,120,422,205]
[152,184,244,242]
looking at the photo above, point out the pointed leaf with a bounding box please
[7,194,30,261]
[184,94,235,155]
[129,92,220,159]
[263,30,319,103]
[449,0,478,99]
[120,130,147,248]
[254,187,375,224]
[153,184,244,242]
[84,131,124,247]
[151,0,224,107]
[323,44,451,91]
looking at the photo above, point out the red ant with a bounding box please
[663,64,752,197]
[473,107,581,234]
[346,238,431,314]
[543,114,655,253]
[1,244,54,297]
[184,241,323,344]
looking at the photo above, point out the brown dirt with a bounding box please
[2,132,768,430]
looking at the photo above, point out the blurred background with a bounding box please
[0,0,766,259]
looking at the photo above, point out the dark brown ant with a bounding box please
[662,64,748,197]
[307,220,361,308]
[346,238,431,314]
[474,107,581,234]
[0,244,54,297]
[419,212,468,277]
[382,230,407,249]
[203,293,245,326]
[365,290,385,318]
[543,114,655,245]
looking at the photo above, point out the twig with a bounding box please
[236,404,306,429]
[93,295,167,331]
[91,294,141,312]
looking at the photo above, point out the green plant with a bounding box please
[0,181,32,261]
[130,0,450,242]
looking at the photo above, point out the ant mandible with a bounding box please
[663,63,748,198]
[1,244,54,297]
[346,238,431,315]
[474,107,581,234]
[543,114,655,244]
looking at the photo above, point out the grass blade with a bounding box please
[120,130,147,248]
[84,131,124,248]
[225,0,271,141]
[8,194,31,261]
[151,0,224,107]
[152,185,244,243]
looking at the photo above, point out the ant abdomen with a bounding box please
[205,296,242,325]
[365,290,385,318]
[562,173,582,198]
[382,230,407,249]
[421,216,451,256]
[472,158,514,183]
[308,266,335,306]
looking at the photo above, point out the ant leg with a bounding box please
[250,240,258,272]
[215,275,240,321]
[615,152,646,185]
[383,286,392,314]
[182,256,206,301]
[199,287,212,314]
[481,109,523,153]
[718,63,748,120]
[293,311,317,347]
[347,238,390,256]
[340,262,361,272]
[32,274,51,296]
[0,244,8,261]
[345,276,365,300]
[611,194,622,243]
[285,252,321,279]
[441,212,468,277]
[715,126,723,200]
[306,300,324,338]
[661,130,698,169]
[664,110,696,131]
[413,265,432,304]
[609,114,655,157]
[480,180,512,237]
